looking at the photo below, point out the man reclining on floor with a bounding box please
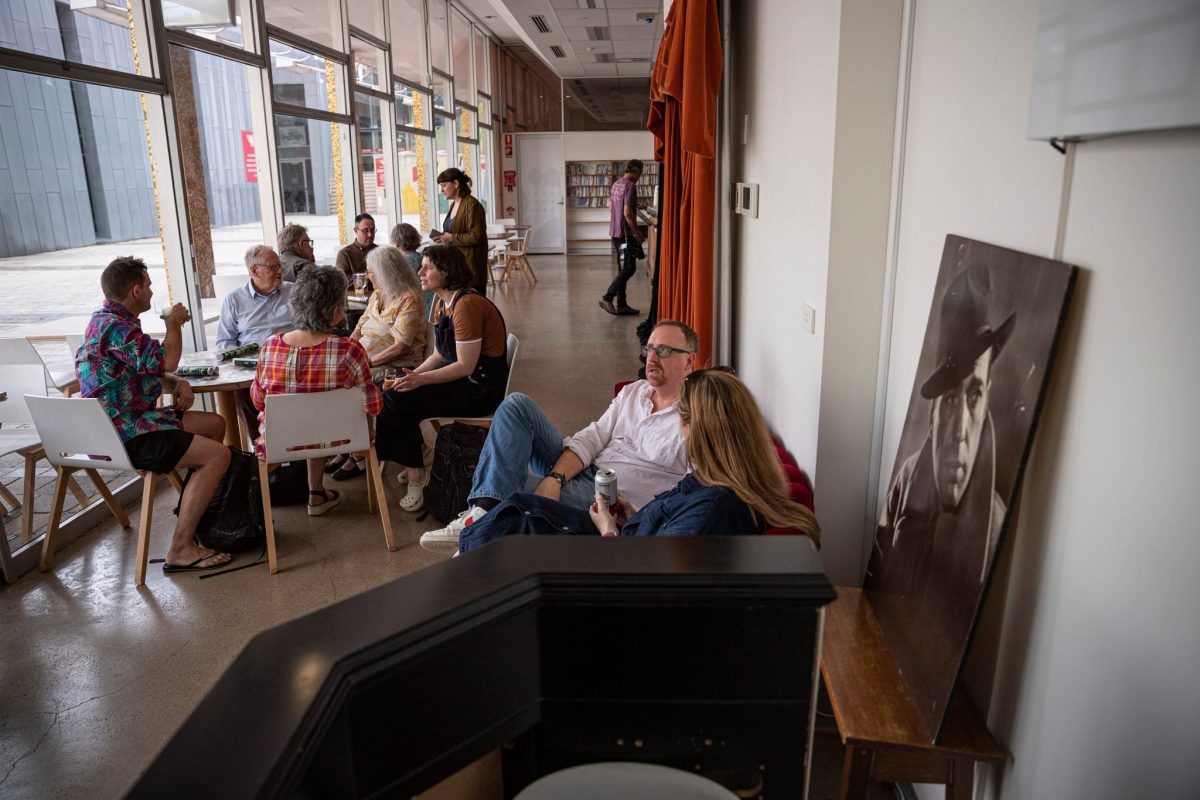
[420,320,698,553]
[77,256,233,573]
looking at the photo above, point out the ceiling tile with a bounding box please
[576,40,615,53]
[609,25,658,41]
[612,39,653,54]
[582,63,619,76]
[549,0,584,7]
[552,7,608,26]
[606,8,661,27]
[563,26,593,42]
[616,61,651,77]
[604,0,659,7]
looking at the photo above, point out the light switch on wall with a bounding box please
[800,303,816,334]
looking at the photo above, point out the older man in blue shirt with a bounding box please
[216,244,294,440]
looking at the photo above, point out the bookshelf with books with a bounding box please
[565,160,659,254]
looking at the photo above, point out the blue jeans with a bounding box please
[469,393,598,511]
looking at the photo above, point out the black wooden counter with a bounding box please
[128,536,833,799]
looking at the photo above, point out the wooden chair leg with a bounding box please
[21,451,37,545]
[134,472,158,587]
[0,480,20,511]
[946,759,975,800]
[167,470,185,495]
[363,451,377,514]
[839,745,874,800]
[85,468,130,528]
[38,466,74,570]
[66,474,90,507]
[258,459,279,574]
[368,447,396,552]
[521,254,537,284]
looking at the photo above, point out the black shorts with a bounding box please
[124,429,195,473]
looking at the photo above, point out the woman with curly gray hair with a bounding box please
[251,266,384,514]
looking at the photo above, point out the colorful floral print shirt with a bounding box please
[76,300,182,443]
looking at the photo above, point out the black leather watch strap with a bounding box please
[547,471,567,486]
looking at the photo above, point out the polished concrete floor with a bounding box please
[0,254,879,799]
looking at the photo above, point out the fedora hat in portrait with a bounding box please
[920,263,1017,399]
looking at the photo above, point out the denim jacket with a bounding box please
[458,474,763,553]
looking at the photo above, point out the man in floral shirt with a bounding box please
[77,257,233,573]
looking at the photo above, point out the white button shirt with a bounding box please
[562,380,688,510]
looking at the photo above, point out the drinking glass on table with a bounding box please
[382,367,398,388]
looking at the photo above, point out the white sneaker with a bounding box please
[420,506,487,554]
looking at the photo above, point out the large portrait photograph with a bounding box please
[865,234,1077,739]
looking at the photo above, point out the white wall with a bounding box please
[730,0,840,536]
[735,0,1200,795]
[562,131,653,161]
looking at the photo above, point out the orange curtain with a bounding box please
[647,0,722,367]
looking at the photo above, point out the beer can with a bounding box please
[176,365,219,378]
[595,468,618,510]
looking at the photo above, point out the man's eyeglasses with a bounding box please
[302,238,315,246]
[254,262,283,272]
[641,344,694,359]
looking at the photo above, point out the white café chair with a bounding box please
[0,336,78,396]
[258,388,395,574]
[1,365,98,544]
[501,226,537,285]
[418,333,520,448]
[495,217,516,228]
[24,394,185,586]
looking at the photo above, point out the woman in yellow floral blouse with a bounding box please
[352,246,427,380]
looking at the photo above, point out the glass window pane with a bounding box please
[394,83,431,131]
[475,28,490,95]
[186,49,265,277]
[352,37,386,90]
[478,95,492,122]
[432,74,452,111]
[428,0,449,73]
[433,114,455,216]
[477,128,492,217]
[274,113,356,264]
[396,131,433,229]
[389,0,427,83]
[263,0,337,50]
[451,8,473,103]
[270,39,343,114]
[346,0,384,37]
[458,141,477,192]
[356,93,384,212]
[164,0,250,51]
[457,106,476,141]
[1,0,142,77]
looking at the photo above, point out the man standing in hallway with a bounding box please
[420,320,697,553]
[336,213,378,278]
[599,159,645,317]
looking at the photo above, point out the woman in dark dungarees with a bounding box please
[375,245,508,512]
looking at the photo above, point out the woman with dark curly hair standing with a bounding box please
[375,245,508,512]
[431,168,488,295]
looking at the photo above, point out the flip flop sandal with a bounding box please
[324,454,350,474]
[163,552,231,573]
[308,489,342,516]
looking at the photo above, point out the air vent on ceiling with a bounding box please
[530,15,551,33]
[586,26,609,41]
[550,45,565,58]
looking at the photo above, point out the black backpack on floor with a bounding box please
[175,447,266,553]
[424,423,489,524]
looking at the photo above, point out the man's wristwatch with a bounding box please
[547,471,567,486]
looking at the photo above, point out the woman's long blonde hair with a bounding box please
[367,246,421,305]
[679,369,820,544]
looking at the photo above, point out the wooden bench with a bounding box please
[821,587,1005,799]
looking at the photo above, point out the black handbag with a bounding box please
[174,447,265,553]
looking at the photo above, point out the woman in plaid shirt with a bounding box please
[252,266,383,516]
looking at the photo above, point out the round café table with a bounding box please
[176,351,258,449]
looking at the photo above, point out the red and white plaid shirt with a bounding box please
[251,334,383,458]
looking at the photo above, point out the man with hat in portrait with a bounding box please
[870,262,1016,597]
